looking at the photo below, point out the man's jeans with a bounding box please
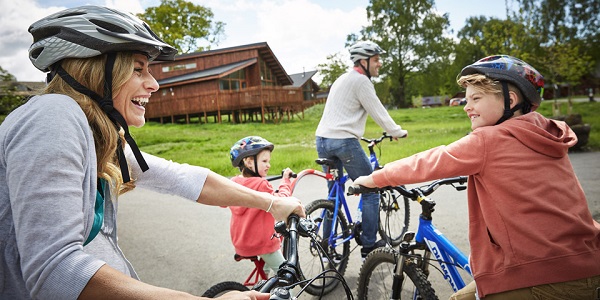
[315,136,380,247]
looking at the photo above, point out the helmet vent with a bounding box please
[30,27,60,42]
[56,11,86,19]
[29,47,43,59]
[89,19,128,34]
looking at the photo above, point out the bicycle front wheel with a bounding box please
[296,199,350,296]
[356,247,437,300]
[378,188,410,247]
[202,281,249,298]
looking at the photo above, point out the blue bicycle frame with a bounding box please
[321,133,393,248]
[415,205,472,291]
[323,171,361,247]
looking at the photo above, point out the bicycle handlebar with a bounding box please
[266,171,298,182]
[254,214,320,298]
[348,176,468,199]
[360,131,393,146]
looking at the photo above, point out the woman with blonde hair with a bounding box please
[0,5,303,300]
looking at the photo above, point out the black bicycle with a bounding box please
[202,214,354,299]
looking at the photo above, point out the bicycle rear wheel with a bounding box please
[295,199,350,296]
[202,281,249,298]
[378,188,410,247]
[356,247,437,300]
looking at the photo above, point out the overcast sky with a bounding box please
[0,0,508,83]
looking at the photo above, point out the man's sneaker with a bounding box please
[361,239,387,261]
[321,255,342,265]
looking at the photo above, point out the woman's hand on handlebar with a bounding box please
[212,290,270,299]
[269,196,306,221]
[352,175,376,188]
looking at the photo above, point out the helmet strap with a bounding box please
[360,59,372,79]
[53,53,148,182]
[241,156,261,177]
[495,81,524,125]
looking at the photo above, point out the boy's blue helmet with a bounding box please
[230,136,274,167]
[458,55,545,124]
[458,55,545,109]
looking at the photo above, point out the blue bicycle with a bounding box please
[350,176,472,300]
[294,133,410,295]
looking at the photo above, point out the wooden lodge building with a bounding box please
[147,42,321,124]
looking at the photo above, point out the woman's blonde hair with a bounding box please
[457,73,523,102]
[43,52,137,193]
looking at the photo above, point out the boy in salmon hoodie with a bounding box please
[353,55,600,299]
[227,136,295,276]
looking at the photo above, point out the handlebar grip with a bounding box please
[266,172,297,182]
[347,185,379,195]
[282,169,297,178]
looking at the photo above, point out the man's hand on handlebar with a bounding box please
[394,129,408,140]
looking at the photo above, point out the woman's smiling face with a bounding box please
[112,53,158,128]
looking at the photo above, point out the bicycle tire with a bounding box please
[357,247,438,300]
[378,188,410,247]
[295,199,350,296]
[201,281,249,298]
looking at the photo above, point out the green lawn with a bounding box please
[130,98,600,177]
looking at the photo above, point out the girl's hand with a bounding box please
[282,168,294,179]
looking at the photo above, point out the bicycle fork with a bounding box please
[392,232,432,300]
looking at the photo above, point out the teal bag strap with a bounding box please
[84,178,106,246]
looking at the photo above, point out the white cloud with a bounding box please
[0,0,147,81]
[0,0,367,82]
[0,0,66,81]
[199,0,367,76]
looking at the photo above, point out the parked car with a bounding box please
[449,97,466,106]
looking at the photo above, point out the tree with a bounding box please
[137,0,225,54]
[0,66,24,115]
[316,52,350,90]
[0,66,16,82]
[351,0,454,108]
[513,0,599,113]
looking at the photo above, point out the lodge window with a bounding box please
[162,62,197,73]
[302,84,314,100]
[219,69,247,91]
[259,59,277,87]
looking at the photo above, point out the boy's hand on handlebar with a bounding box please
[352,175,376,188]
[269,196,306,221]
[212,290,270,299]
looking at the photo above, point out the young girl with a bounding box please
[228,136,295,275]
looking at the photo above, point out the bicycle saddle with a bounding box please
[315,158,336,169]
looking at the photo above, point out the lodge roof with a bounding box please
[168,42,291,85]
[158,58,257,86]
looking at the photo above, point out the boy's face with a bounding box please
[463,85,504,130]
[243,150,271,177]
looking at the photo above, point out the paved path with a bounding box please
[117,151,599,299]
